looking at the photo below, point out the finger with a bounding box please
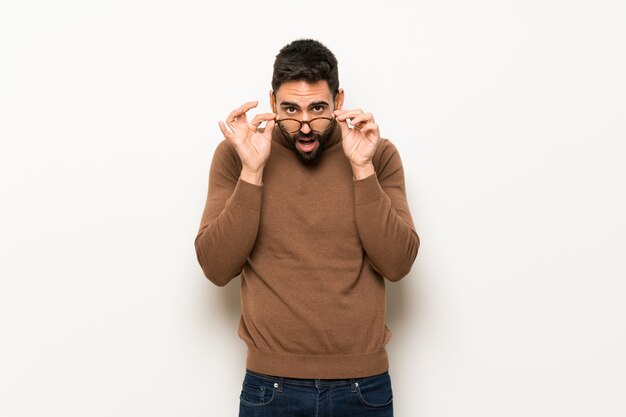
[336,118,351,138]
[225,119,236,132]
[358,122,379,135]
[227,101,259,123]
[264,119,276,136]
[250,113,277,127]
[218,121,233,138]
[349,113,375,126]
[334,108,363,115]
[333,109,363,121]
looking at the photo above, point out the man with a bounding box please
[194,39,419,417]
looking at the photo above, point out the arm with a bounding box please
[194,101,276,286]
[353,140,420,282]
[334,108,419,281]
[194,141,262,286]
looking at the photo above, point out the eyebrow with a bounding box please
[279,100,330,109]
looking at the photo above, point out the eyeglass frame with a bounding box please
[275,116,337,134]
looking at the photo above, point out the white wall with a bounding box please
[1,1,624,416]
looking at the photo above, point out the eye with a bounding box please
[312,105,324,112]
[285,107,297,114]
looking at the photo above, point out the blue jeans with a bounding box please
[238,368,394,417]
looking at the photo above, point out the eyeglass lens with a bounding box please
[278,118,332,133]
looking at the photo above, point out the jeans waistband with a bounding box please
[245,369,388,392]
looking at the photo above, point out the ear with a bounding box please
[334,88,345,110]
[269,90,276,113]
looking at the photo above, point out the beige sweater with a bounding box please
[194,122,419,378]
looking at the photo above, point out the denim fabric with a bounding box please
[238,368,394,417]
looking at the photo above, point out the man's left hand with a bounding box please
[334,109,379,180]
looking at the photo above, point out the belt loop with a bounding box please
[350,378,357,392]
[277,376,283,392]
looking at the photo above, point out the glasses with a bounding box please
[276,117,335,134]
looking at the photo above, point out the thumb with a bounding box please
[336,118,350,139]
[265,119,275,135]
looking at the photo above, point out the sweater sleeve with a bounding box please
[194,140,262,286]
[353,140,420,282]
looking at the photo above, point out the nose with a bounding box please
[299,120,312,134]
[298,110,312,134]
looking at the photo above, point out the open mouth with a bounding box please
[296,138,318,153]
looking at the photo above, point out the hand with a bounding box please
[334,109,380,179]
[219,101,276,184]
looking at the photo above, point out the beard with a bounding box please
[286,126,334,163]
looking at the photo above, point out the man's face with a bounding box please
[271,80,343,163]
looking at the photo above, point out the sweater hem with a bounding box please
[245,346,390,379]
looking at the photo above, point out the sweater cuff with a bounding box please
[354,173,385,205]
[229,177,263,211]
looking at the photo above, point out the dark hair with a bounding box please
[272,39,339,98]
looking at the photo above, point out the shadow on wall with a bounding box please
[204,276,241,326]
[215,275,242,318]
[387,274,410,328]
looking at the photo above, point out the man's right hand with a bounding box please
[218,101,276,185]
